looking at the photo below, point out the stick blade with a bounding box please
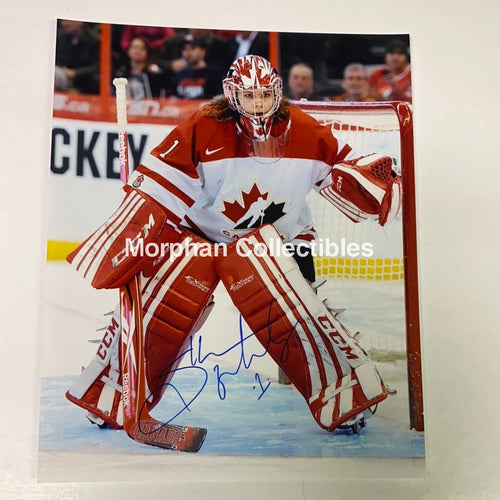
[126,420,208,452]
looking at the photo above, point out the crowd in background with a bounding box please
[54,20,412,104]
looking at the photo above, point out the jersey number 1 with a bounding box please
[159,139,180,158]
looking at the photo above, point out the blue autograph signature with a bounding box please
[144,315,271,424]
[200,314,271,401]
[142,297,297,425]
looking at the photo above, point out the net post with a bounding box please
[395,102,424,431]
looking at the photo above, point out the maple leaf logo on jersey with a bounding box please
[221,183,286,230]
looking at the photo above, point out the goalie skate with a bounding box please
[337,384,398,434]
[86,411,109,429]
[337,410,369,434]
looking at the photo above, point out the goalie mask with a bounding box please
[223,55,283,142]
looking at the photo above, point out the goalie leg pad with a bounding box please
[140,232,220,409]
[216,224,387,431]
[65,307,124,429]
[66,229,220,426]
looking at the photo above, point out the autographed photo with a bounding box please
[39,20,424,482]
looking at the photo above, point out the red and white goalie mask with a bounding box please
[223,55,283,143]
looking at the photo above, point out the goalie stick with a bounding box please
[113,78,207,452]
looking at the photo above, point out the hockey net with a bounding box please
[298,101,423,431]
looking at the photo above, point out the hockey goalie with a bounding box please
[65,55,402,443]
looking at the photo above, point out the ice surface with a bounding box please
[37,261,425,483]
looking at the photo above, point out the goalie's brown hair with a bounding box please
[202,96,293,123]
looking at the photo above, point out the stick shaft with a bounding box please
[111,78,207,451]
[113,76,144,429]
[113,78,129,184]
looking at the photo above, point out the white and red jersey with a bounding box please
[368,65,412,103]
[129,104,354,245]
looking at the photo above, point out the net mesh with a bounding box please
[303,105,404,280]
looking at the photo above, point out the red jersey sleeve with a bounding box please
[130,110,206,224]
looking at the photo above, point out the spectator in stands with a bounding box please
[279,32,329,86]
[368,39,412,102]
[330,63,382,102]
[114,36,172,99]
[286,62,324,101]
[120,25,175,53]
[187,29,234,75]
[171,35,223,99]
[227,31,269,61]
[149,29,188,74]
[322,34,374,82]
[155,28,233,76]
[54,20,100,94]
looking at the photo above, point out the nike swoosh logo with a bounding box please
[205,146,224,156]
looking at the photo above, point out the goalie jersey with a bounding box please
[128,104,354,245]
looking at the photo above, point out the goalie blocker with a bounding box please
[66,185,187,290]
[217,224,388,431]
